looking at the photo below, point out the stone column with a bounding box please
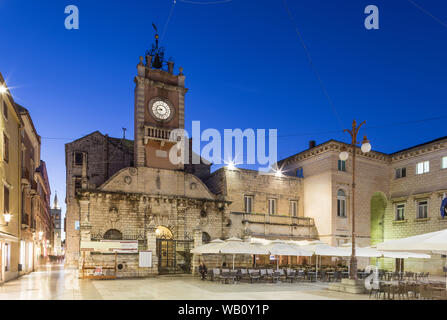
[192,227,202,275]
[134,76,146,167]
[146,225,158,274]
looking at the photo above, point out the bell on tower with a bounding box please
[145,23,175,73]
[134,23,188,169]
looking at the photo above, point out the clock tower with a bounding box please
[134,31,188,170]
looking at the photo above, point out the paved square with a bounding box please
[0,264,370,300]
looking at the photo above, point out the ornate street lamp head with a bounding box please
[361,135,372,153]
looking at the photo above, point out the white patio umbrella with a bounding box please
[377,230,447,288]
[191,237,268,269]
[377,229,447,252]
[265,240,312,270]
[219,237,270,269]
[190,239,225,254]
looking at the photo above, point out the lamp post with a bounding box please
[340,120,371,280]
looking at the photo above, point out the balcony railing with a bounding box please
[144,125,175,142]
[232,212,315,227]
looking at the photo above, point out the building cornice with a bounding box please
[279,140,390,167]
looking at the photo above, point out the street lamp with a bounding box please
[1,213,12,226]
[339,120,371,280]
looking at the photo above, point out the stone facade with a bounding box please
[0,73,22,283]
[279,140,389,248]
[0,74,52,283]
[205,167,317,240]
[279,137,447,274]
[65,131,134,268]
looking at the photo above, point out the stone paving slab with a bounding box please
[0,264,369,300]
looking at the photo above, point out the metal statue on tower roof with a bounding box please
[146,23,173,70]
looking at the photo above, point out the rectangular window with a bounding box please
[3,134,9,163]
[4,186,9,214]
[2,100,7,120]
[416,161,429,174]
[396,204,405,221]
[417,200,428,219]
[74,152,84,166]
[296,167,304,178]
[442,156,447,169]
[395,167,406,179]
[4,243,10,272]
[338,160,346,172]
[268,199,277,214]
[337,198,346,217]
[244,195,253,213]
[290,200,298,217]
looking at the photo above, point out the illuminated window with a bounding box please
[155,226,173,239]
[417,200,428,219]
[337,189,346,217]
[396,204,405,221]
[416,161,429,174]
[442,156,447,169]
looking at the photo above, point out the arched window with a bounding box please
[104,229,122,240]
[337,189,346,217]
[202,232,211,244]
[155,226,173,239]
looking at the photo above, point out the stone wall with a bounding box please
[65,131,133,268]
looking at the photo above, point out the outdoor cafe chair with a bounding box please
[294,270,305,282]
[248,269,261,283]
[286,269,296,283]
[259,269,268,282]
[211,268,220,281]
[239,269,250,282]
[219,269,235,284]
[267,269,280,283]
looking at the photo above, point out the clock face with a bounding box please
[151,100,172,120]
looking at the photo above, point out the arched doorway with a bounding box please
[155,226,193,274]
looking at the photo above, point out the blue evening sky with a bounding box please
[1,0,447,227]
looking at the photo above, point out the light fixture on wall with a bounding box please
[274,169,283,177]
[226,161,236,170]
[1,213,12,226]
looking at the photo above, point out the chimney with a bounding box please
[309,140,316,149]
